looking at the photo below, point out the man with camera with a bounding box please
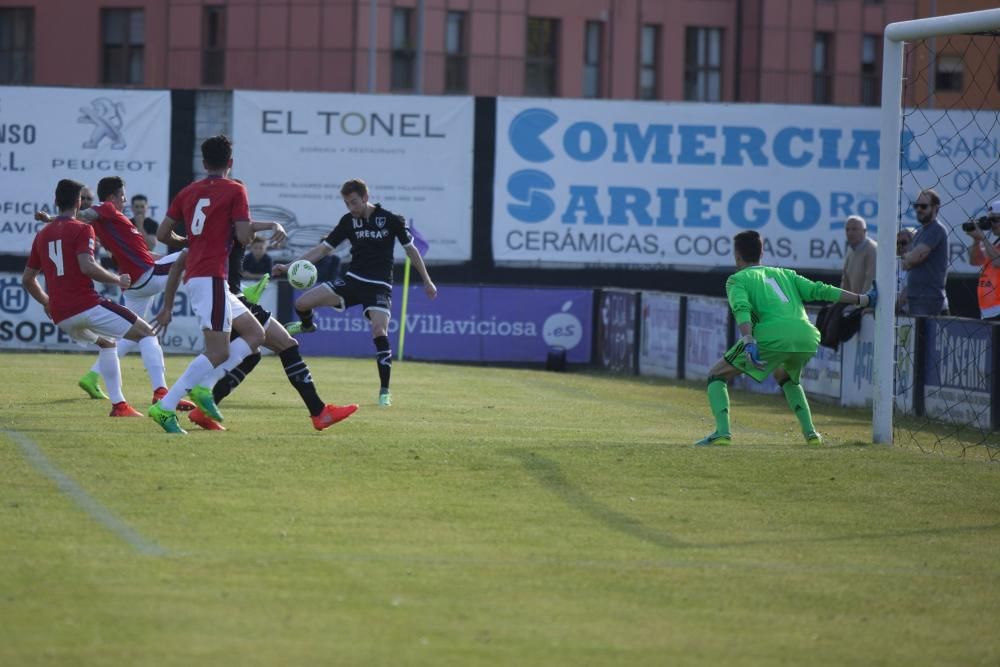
[964,200,1000,321]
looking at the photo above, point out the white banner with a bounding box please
[493,98,992,273]
[232,91,473,263]
[683,297,730,380]
[0,86,171,255]
[638,291,680,378]
[0,273,275,355]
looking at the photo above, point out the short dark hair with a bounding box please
[131,194,148,205]
[202,134,233,170]
[733,230,763,263]
[55,179,85,211]
[97,176,125,202]
[340,179,368,199]
[919,188,941,207]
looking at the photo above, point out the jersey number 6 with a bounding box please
[191,198,211,236]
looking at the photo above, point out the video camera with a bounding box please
[962,216,995,232]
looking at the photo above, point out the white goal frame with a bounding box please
[873,8,1000,443]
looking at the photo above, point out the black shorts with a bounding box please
[324,275,392,319]
[231,294,272,341]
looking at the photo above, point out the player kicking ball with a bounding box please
[697,230,877,447]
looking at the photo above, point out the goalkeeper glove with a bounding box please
[859,281,878,308]
[740,335,766,370]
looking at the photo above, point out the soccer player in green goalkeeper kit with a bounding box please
[696,230,878,447]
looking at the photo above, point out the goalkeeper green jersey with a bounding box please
[725,265,843,353]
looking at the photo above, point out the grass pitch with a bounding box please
[1,351,998,667]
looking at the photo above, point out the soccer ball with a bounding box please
[287,260,318,290]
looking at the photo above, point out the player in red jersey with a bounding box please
[148,134,263,434]
[36,176,194,410]
[22,179,159,419]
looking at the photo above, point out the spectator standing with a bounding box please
[895,228,915,314]
[129,194,160,252]
[902,188,950,316]
[241,238,273,280]
[841,215,877,296]
[965,200,1000,321]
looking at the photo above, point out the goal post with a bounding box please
[873,8,1000,444]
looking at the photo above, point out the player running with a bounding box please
[697,230,877,447]
[153,223,358,432]
[148,134,261,434]
[274,179,437,407]
[22,179,159,419]
[37,176,193,410]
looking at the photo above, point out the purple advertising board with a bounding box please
[922,318,993,429]
[294,285,593,363]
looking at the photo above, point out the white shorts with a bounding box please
[123,252,182,318]
[57,299,138,345]
[185,276,249,332]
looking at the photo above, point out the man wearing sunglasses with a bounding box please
[900,188,949,316]
[965,200,1000,321]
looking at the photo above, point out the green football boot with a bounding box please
[285,321,317,335]
[188,385,224,422]
[694,432,732,447]
[148,402,187,434]
[378,390,392,407]
[78,370,108,400]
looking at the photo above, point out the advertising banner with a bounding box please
[0,86,171,255]
[232,91,473,263]
[684,297,730,380]
[597,290,637,374]
[923,319,993,429]
[493,98,989,272]
[293,285,593,363]
[638,292,681,378]
[894,316,916,415]
[840,314,875,407]
[0,273,276,355]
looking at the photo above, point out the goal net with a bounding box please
[874,9,1000,458]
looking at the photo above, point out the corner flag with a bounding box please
[399,223,430,361]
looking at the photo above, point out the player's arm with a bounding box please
[250,220,287,247]
[272,242,334,276]
[20,266,49,315]
[78,252,130,289]
[234,219,254,248]
[157,215,188,248]
[404,244,437,299]
[152,250,187,335]
[791,273,874,308]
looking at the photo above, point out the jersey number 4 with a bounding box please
[47,240,65,276]
[191,198,211,235]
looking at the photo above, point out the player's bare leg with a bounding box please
[286,284,344,334]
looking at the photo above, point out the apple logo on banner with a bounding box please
[543,301,582,350]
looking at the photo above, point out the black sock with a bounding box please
[296,308,314,329]
[212,352,261,404]
[279,345,325,416]
[374,335,391,391]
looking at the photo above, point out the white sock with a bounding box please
[159,354,214,411]
[138,336,166,390]
[200,338,254,390]
[98,347,125,404]
[90,339,138,375]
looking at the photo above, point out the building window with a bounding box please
[202,6,225,86]
[391,8,415,91]
[684,27,722,102]
[639,25,659,100]
[0,8,33,84]
[102,9,144,85]
[813,32,833,104]
[861,34,880,106]
[445,11,467,93]
[935,55,963,92]
[583,21,602,98]
[525,17,558,97]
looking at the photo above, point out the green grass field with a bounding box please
[1,351,998,667]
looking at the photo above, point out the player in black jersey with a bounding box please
[274,179,437,407]
[153,217,358,431]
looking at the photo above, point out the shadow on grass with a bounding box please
[505,449,688,549]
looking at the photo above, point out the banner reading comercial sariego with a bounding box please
[232,91,473,263]
[0,86,171,255]
[493,98,994,272]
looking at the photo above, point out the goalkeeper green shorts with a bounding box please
[723,339,816,384]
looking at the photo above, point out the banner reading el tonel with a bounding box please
[0,86,171,255]
[232,91,473,263]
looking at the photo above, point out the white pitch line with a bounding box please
[3,429,169,557]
